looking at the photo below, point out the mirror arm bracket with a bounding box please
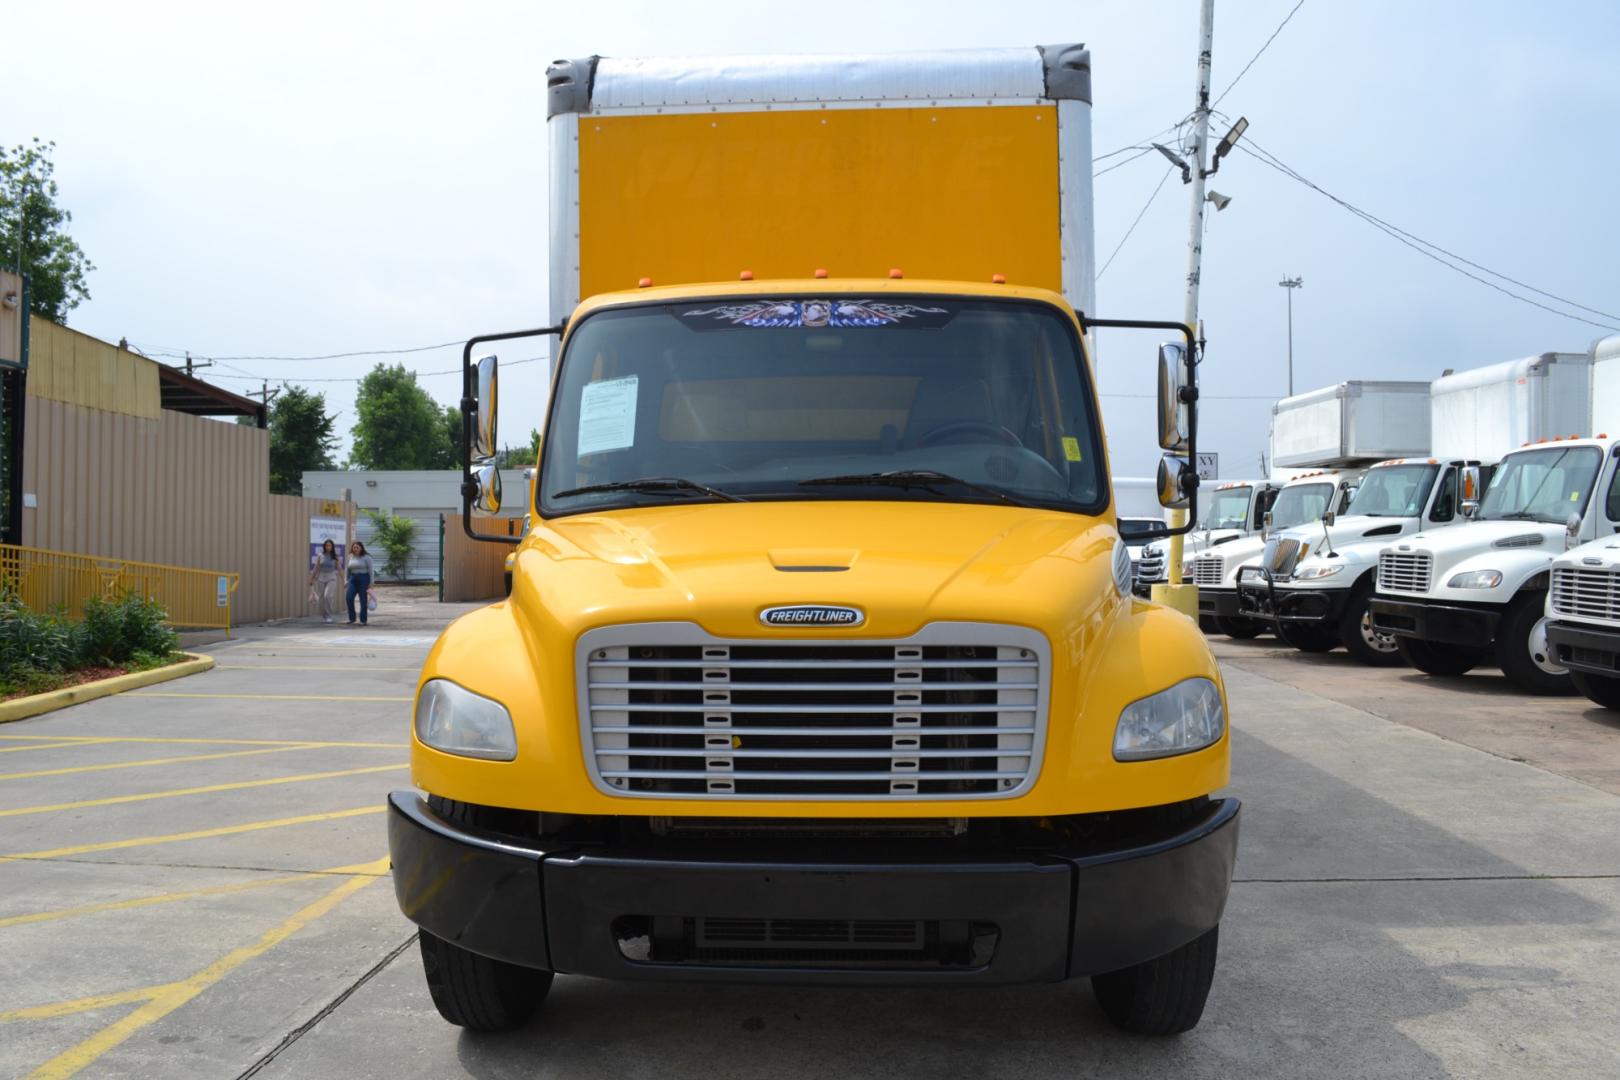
[462,324,565,546]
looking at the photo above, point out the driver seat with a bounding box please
[901,377,996,448]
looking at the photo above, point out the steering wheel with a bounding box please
[917,419,1022,448]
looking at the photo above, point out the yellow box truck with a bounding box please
[389,45,1238,1036]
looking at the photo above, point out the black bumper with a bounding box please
[1368,596,1500,647]
[1196,588,1241,619]
[387,792,1240,986]
[1546,620,1620,677]
[1236,574,1352,624]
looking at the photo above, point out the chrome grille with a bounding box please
[1136,547,1166,584]
[578,622,1048,800]
[1378,551,1432,593]
[1551,567,1620,620]
[1192,554,1225,586]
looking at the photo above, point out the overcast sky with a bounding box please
[12,0,1620,482]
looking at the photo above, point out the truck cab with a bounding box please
[1236,457,1487,662]
[387,46,1238,1040]
[1370,436,1620,691]
[1545,533,1620,709]
[1134,479,1276,598]
[1190,470,1357,638]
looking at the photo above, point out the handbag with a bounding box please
[367,588,379,612]
[308,585,319,606]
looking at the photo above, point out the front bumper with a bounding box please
[1196,588,1241,619]
[1236,571,1352,625]
[1546,620,1620,677]
[1368,596,1500,648]
[387,792,1240,985]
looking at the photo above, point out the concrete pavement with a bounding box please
[1,606,1617,1079]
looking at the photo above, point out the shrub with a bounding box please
[80,592,179,667]
[366,511,417,582]
[0,592,84,680]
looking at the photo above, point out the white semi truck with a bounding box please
[1133,479,1277,598]
[1545,532,1620,709]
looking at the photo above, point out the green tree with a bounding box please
[495,428,541,468]
[350,363,454,469]
[433,404,463,470]
[267,385,338,494]
[366,511,417,581]
[0,139,95,320]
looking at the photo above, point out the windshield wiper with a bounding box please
[799,469,1036,507]
[1493,511,1547,521]
[551,476,746,502]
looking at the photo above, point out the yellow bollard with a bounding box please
[1150,508,1200,619]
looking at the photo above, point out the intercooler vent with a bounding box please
[613,915,999,968]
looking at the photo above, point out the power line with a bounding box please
[136,339,465,363]
[1097,166,1176,281]
[1213,0,1308,107]
[1236,138,1620,331]
[201,356,547,385]
[1093,146,1156,178]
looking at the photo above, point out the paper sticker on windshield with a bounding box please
[1062,437,1083,462]
[577,377,638,457]
[678,300,953,329]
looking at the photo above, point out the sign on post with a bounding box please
[310,516,346,571]
[216,575,230,607]
[1196,453,1219,481]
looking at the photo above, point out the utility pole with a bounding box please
[1163,0,1216,606]
[183,351,213,378]
[1279,276,1303,396]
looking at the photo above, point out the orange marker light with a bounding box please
[813,268,828,279]
[739,270,754,281]
[991,273,1006,284]
[888,268,904,279]
[638,277,653,288]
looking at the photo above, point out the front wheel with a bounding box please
[1277,621,1340,653]
[1493,593,1573,695]
[419,930,553,1031]
[1571,670,1620,710]
[1215,616,1264,640]
[1339,583,1404,666]
[1091,926,1220,1035]
[1397,637,1481,677]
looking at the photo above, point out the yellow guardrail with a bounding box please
[0,544,241,633]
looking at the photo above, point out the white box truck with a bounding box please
[1430,352,1592,459]
[1269,381,1431,471]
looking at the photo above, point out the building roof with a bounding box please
[157,365,268,425]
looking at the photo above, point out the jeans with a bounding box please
[345,574,372,624]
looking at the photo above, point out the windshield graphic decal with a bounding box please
[679,300,952,329]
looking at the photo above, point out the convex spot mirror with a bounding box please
[1156,342,1190,452]
[473,463,502,514]
[1156,454,1192,509]
[470,355,499,462]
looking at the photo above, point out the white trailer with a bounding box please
[1588,335,1620,436]
[1269,381,1431,470]
[1430,352,1592,459]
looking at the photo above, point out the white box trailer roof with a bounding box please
[1269,381,1431,469]
[544,46,1096,322]
[1589,334,1620,439]
[1431,351,1592,460]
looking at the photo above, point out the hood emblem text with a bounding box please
[760,605,865,628]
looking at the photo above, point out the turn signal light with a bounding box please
[638,277,653,288]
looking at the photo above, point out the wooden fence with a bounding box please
[440,515,522,602]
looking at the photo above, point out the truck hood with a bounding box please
[1397,519,1559,562]
[1275,514,1418,572]
[1554,535,1620,571]
[510,501,1120,641]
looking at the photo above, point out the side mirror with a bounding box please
[472,463,502,515]
[1323,509,1337,528]
[1156,454,1191,509]
[1262,509,1274,539]
[469,355,499,461]
[1567,511,1583,550]
[1460,465,1481,518]
[1156,342,1190,452]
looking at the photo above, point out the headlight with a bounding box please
[414,679,517,760]
[1114,677,1226,762]
[1293,562,1344,580]
[1447,569,1503,589]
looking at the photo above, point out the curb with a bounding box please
[0,654,216,725]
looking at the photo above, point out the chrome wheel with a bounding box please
[1359,610,1400,654]
[1528,616,1567,676]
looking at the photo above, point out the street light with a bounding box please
[1279,275,1303,396]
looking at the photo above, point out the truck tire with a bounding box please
[1198,615,1220,635]
[419,929,553,1031]
[1277,621,1339,653]
[1493,592,1573,695]
[1570,670,1620,710]
[1214,616,1263,640]
[1091,926,1219,1035]
[1338,582,1403,666]
[1396,637,1480,677]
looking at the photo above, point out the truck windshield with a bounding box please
[1270,482,1334,530]
[1202,487,1251,530]
[1346,464,1438,517]
[1478,446,1601,523]
[540,298,1105,515]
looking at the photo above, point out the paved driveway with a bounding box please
[2,612,1618,1079]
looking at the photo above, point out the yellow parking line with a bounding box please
[0,740,117,755]
[0,984,169,1022]
[128,692,412,702]
[15,860,388,1080]
[0,764,406,818]
[1,806,385,861]
[0,744,328,781]
[0,734,405,749]
[0,857,390,930]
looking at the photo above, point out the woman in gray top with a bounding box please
[345,541,377,626]
[309,538,342,624]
